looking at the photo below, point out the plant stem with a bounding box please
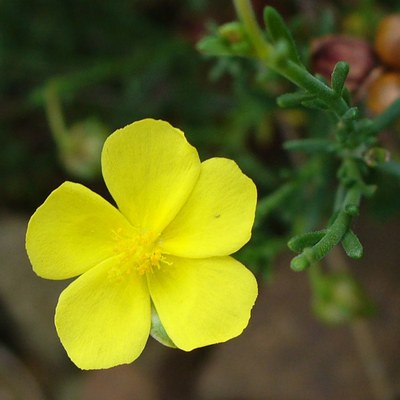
[233,0,367,270]
[233,0,350,117]
[233,0,271,59]
[255,181,297,225]
[291,171,362,271]
[232,3,395,398]
[280,61,349,116]
[44,84,69,147]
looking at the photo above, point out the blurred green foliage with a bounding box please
[0,0,236,208]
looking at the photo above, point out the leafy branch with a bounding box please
[199,0,400,270]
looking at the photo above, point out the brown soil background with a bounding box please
[0,212,399,400]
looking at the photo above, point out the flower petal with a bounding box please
[55,256,151,370]
[26,181,135,280]
[147,256,257,351]
[161,158,257,258]
[102,119,201,233]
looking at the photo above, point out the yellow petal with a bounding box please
[55,256,151,370]
[26,181,135,280]
[161,158,257,257]
[147,256,258,351]
[102,119,201,233]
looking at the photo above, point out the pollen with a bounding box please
[111,229,170,278]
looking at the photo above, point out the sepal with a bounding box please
[150,306,176,348]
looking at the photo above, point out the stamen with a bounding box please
[110,229,170,278]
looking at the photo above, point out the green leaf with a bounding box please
[291,254,310,271]
[344,204,359,217]
[263,6,302,65]
[342,86,352,106]
[284,138,335,153]
[288,230,326,253]
[331,61,349,95]
[341,107,359,122]
[196,36,232,56]
[341,229,363,259]
[301,98,330,110]
[255,182,296,223]
[277,91,315,108]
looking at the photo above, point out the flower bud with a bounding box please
[59,118,109,180]
[218,22,246,44]
[364,147,391,167]
[218,22,251,55]
[310,35,377,91]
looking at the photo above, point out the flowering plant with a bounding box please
[24,2,400,397]
[26,118,257,369]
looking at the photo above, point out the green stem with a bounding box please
[291,159,363,271]
[279,61,349,116]
[255,181,297,226]
[44,83,69,147]
[233,0,272,59]
[313,186,359,256]
[233,0,349,117]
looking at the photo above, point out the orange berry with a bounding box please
[367,72,400,114]
[375,14,400,68]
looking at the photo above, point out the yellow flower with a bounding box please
[26,119,258,370]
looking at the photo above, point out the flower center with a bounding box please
[132,233,164,275]
[111,229,169,278]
